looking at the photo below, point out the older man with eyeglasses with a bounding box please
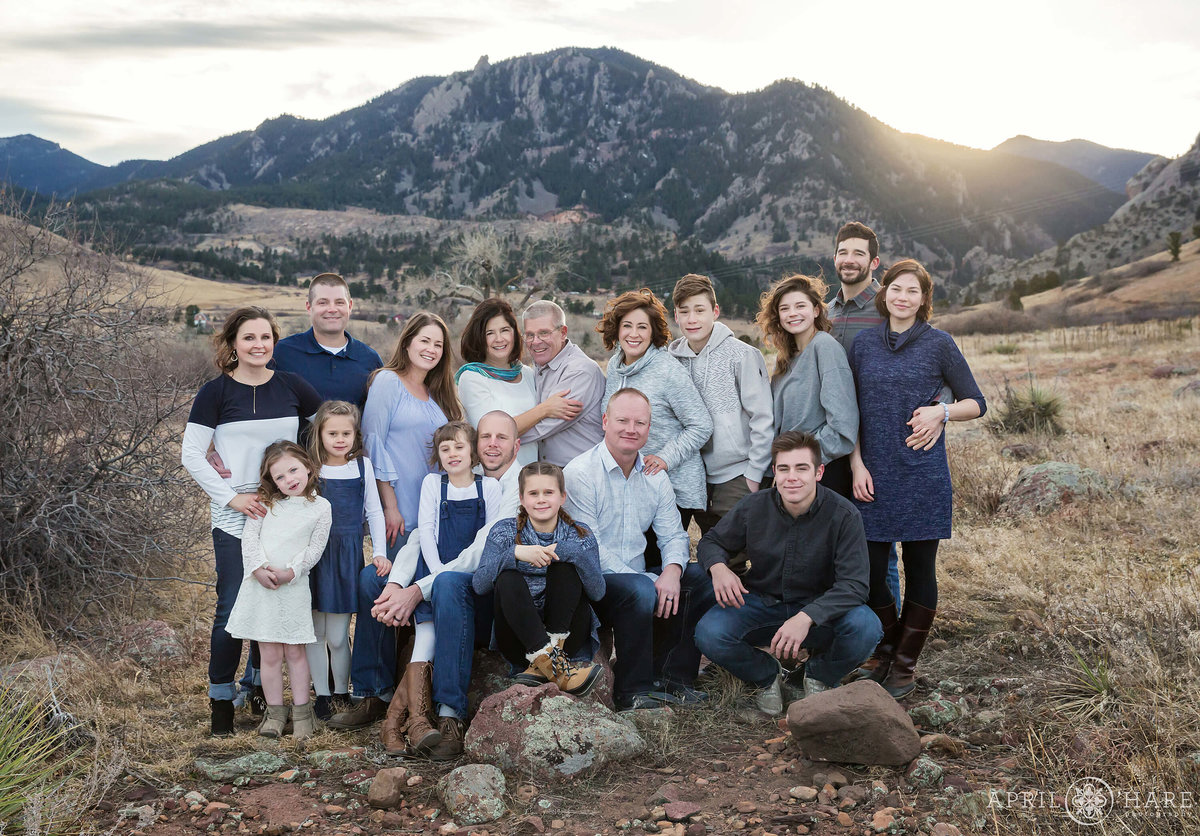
[520,300,606,467]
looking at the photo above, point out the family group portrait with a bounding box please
[2,6,1199,834]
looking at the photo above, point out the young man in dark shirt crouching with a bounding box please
[694,431,882,715]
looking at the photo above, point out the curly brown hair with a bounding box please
[875,259,934,323]
[596,289,673,353]
[755,274,832,379]
[257,440,321,508]
[213,307,279,374]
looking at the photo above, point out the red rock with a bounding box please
[835,811,853,826]
[787,681,921,766]
[664,801,702,821]
[368,767,408,809]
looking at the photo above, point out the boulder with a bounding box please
[0,653,82,686]
[786,680,921,766]
[464,683,645,780]
[437,764,507,825]
[121,619,186,667]
[194,752,286,782]
[1000,462,1109,515]
[1175,380,1200,399]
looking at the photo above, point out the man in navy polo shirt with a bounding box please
[274,272,382,408]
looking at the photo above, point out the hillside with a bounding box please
[3,48,1120,289]
[993,135,1156,192]
[970,132,1200,298]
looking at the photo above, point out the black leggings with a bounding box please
[868,540,939,611]
[493,562,593,668]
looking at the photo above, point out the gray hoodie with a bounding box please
[771,331,859,464]
[667,322,774,484]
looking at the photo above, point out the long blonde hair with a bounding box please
[307,401,363,466]
[372,311,463,422]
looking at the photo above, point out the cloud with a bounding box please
[7,14,474,54]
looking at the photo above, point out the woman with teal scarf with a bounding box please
[456,299,540,465]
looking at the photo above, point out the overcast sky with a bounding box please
[3,0,1197,167]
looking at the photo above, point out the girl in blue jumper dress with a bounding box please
[848,259,986,699]
[385,420,502,756]
[473,462,605,696]
[304,401,391,721]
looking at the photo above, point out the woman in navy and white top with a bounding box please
[181,306,322,736]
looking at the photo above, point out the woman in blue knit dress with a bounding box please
[847,259,986,699]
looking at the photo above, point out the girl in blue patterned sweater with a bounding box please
[473,462,605,696]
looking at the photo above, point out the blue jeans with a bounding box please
[348,530,410,699]
[210,529,247,700]
[593,564,717,703]
[430,571,494,720]
[695,594,882,688]
[887,544,901,616]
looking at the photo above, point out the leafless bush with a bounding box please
[0,193,208,633]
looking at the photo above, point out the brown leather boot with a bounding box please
[848,604,901,683]
[884,602,936,700]
[402,662,441,755]
[427,716,466,762]
[380,667,411,755]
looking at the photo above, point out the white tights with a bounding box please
[411,621,436,664]
[305,612,352,697]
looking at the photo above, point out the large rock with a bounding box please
[464,683,645,780]
[437,764,507,825]
[0,653,83,686]
[121,619,186,667]
[194,752,286,782]
[786,680,921,766]
[1000,462,1109,515]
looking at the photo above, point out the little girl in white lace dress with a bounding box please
[226,441,331,739]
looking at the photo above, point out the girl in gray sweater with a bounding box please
[757,274,859,496]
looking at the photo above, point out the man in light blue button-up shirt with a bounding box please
[565,389,716,709]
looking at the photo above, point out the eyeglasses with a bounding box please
[526,329,561,341]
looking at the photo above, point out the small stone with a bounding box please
[439,824,459,835]
[649,805,667,820]
[664,801,701,821]
[549,820,565,830]
[931,823,962,836]
[906,756,945,788]
[686,824,706,836]
[826,771,848,788]
[368,767,408,809]
[695,778,708,786]
[406,776,423,787]
[835,811,853,826]
[735,801,757,813]
[711,761,729,772]
[789,786,818,802]
[204,802,231,815]
[516,784,538,802]
[921,733,966,757]
[871,810,895,832]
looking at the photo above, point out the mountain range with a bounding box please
[0,47,1185,292]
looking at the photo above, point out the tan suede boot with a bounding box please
[291,702,316,741]
[381,666,412,755]
[402,662,441,755]
[257,704,289,739]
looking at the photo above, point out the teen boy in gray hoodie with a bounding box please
[668,274,774,536]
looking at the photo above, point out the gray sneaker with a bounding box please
[754,673,784,716]
[802,674,831,699]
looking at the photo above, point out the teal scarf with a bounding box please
[454,362,522,383]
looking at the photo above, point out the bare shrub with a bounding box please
[0,194,208,632]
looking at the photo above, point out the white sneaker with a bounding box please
[754,673,784,716]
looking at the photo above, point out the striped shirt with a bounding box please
[182,371,322,537]
[829,281,884,354]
